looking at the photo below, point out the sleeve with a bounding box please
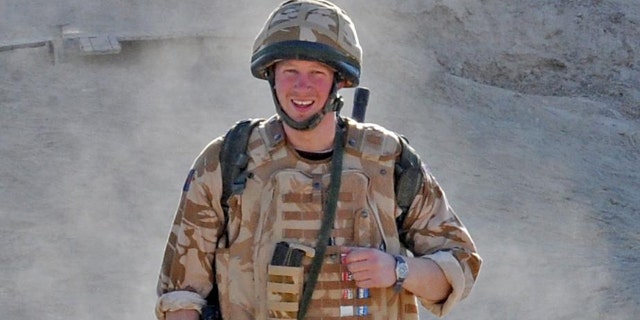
[155,138,226,320]
[401,167,482,317]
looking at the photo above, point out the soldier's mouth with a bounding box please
[292,99,314,110]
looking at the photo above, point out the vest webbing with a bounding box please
[204,117,424,319]
[297,117,347,320]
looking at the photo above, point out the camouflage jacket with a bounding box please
[156,116,481,319]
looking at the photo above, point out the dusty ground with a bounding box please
[1,1,638,319]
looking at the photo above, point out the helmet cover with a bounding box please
[251,0,362,88]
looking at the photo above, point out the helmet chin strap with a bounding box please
[267,71,343,131]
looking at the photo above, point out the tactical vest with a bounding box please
[213,116,419,319]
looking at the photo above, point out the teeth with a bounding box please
[293,100,313,106]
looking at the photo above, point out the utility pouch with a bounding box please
[267,264,304,319]
[267,242,314,319]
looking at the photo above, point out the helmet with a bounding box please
[251,0,362,88]
[251,0,362,130]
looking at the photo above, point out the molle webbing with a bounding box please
[298,118,347,320]
[305,246,377,319]
[219,117,425,250]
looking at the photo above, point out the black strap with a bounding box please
[202,119,262,320]
[394,135,424,242]
[297,118,347,320]
[219,118,263,247]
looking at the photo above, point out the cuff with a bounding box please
[419,251,465,317]
[155,290,207,320]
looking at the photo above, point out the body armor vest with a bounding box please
[214,116,419,319]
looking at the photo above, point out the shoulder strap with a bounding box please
[394,135,424,236]
[203,118,263,320]
[298,118,347,320]
[219,118,264,247]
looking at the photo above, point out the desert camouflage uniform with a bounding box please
[156,116,481,319]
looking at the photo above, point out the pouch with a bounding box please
[267,264,304,319]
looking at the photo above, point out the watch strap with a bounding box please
[393,255,408,292]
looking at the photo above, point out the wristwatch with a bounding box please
[393,255,409,292]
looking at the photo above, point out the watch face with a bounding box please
[395,256,409,280]
[398,262,409,278]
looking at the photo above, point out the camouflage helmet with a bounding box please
[251,0,362,88]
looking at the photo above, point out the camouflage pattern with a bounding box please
[251,0,362,87]
[156,116,482,319]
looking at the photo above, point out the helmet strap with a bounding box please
[267,70,343,131]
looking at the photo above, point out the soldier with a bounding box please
[156,1,481,319]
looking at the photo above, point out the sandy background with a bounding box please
[1,0,638,319]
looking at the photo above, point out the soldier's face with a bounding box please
[274,59,335,123]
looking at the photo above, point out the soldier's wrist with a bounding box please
[393,255,409,292]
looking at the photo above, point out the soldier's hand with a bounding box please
[342,247,396,288]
